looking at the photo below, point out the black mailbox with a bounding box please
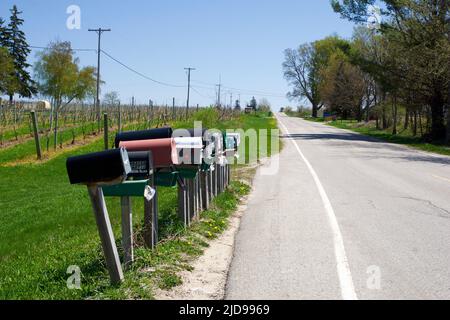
[115,127,173,148]
[127,151,154,180]
[66,148,131,185]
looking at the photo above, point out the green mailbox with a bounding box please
[102,180,150,197]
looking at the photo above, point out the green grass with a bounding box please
[299,117,450,157]
[0,109,276,300]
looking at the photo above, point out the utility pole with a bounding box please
[88,27,111,132]
[216,84,222,108]
[184,67,195,119]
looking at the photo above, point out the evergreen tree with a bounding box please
[0,17,7,47]
[4,5,36,101]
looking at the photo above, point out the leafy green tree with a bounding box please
[331,0,450,140]
[0,47,18,95]
[34,41,96,149]
[3,5,36,102]
[34,41,96,110]
[283,36,351,118]
[319,50,366,120]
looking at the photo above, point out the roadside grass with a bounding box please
[298,116,450,157]
[0,109,276,299]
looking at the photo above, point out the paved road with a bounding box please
[226,113,450,300]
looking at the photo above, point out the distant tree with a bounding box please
[319,50,366,120]
[234,99,241,110]
[332,0,450,140]
[3,5,36,102]
[34,41,96,111]
[283,43,322,118]
[258,98,271,112]
[0,17,7,47]
[283,37,351,118]
[0,47,18,95]
[34,41,96,149]
[103,91,120,106]
[248,96,257,110]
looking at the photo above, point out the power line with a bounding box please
[30,45,287,98]
[101,50,185,88]
[30,45,96,52]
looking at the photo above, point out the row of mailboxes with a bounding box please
[66,127,241,285]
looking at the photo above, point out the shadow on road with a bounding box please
[281,133,450,166]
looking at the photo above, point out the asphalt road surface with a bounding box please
[226,113,450,300]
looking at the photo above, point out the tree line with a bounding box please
[1,5,98,108]
[283,0,450,143]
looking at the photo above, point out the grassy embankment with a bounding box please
[0,109,278,299]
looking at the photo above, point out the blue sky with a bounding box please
[1,0,356,109]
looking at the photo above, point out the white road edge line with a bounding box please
[277,114,358,300]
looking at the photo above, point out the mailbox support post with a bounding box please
[178,178,189,227]
[212,164,218,197]
[87,185,124,284]
[200,171,209,210]
[30,111,42,160]
[144,178,158,249]
[120,196,133,268]
[187,179,195,221]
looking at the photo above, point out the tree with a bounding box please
[3,5,36,101]
[331,0,450,140]
[319,50,366,120]
[283,36,351,118]
[34,41,96,149]
[0,47,18,95]
[258,98,271,112]
[0,17,7,47]
[283,43,322,117]
[34,41,96,110]
[103,91,120,106]
[234,99,241,111]
[248,96,257,110]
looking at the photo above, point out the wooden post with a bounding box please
[188,179,195,221]
[200,171,209,210]
[208,169,214,200]
[144,178,158,249]
[87,186,124,284]
[30,111,42,160]
[195,175,200,219]
[118,102,122,133]
[227,164,231,187]
[178,178,188,227]
[172,97,176,120]
[103,113,108,150]
[53,111,58,150]
[120,196,133,268]
[212,164,218,197]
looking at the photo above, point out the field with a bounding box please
[0,107,278,300]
